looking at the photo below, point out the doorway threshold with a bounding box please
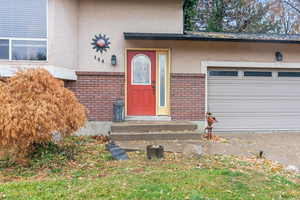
[125,116,171,121]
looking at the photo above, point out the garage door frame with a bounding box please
[201,61,300,128]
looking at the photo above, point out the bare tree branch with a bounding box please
[284,0,300,13]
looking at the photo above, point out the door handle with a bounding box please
[152,81,156,95]
[152,81,156,89]
[152,85,156,95]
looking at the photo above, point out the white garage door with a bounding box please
[208,69,300,133]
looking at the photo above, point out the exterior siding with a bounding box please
[77,0,183,72]
[171,73,206,121]
[65,72,125,121]
[48,0,79,68]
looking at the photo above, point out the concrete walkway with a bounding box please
[116,133,300,168]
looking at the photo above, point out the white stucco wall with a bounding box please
[74,0,300,74]
[76,0,184,72]
[123,40,300,73]
[2,0,300,76]
[48,0,79,69]
[0,0,184,73]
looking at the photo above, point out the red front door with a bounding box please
[127,51,156,116]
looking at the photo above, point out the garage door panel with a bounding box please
[209,89,300,96]
[209,101,300,113]
[209,90,300,97]
[208,70,300,132]
[209,85,300,96]
[209,78,300,85]
[212,113,300,117]
[209,96,300,100]
[209,78,300,84]
[213,116,300,131]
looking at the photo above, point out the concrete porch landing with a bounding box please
[110,121,201,141]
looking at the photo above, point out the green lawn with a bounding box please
[0,137,299,200]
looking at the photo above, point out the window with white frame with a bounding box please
[0,0,47,61]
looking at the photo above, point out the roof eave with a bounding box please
[124,32,300,44]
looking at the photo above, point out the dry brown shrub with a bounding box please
[0,69,87,163]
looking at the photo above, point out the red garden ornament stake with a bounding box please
[206,112,218,140]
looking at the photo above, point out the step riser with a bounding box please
[111,125,197,133]
[110,133,201,141]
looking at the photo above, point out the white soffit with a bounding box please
[0,64,77,80]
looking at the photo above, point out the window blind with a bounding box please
[0,0,47,38]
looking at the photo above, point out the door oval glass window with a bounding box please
[131,54,151,85]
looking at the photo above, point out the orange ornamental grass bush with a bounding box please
[0,69,87,163]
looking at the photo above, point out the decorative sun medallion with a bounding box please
[91,34,110,54]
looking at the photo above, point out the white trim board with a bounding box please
[0,64,77,80]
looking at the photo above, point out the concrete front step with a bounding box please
[110,132,202,141]
[111,121,198,133]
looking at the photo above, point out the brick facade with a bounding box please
[65,72,125,121]
[170,73,206,121]
[65,72,205,122]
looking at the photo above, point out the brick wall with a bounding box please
[170,73,206,121]
[65,72,205,122]
[65,72,125,121]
